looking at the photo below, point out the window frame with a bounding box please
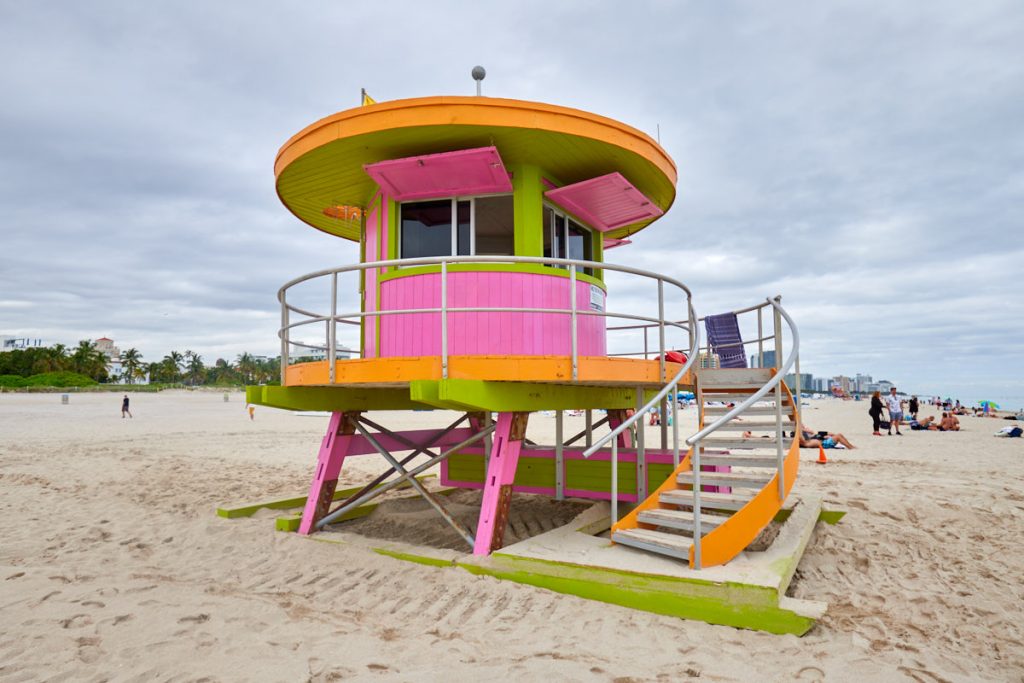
[543,202,596,274]
[398,192,513,260]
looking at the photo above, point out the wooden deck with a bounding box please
[285,355,690,388]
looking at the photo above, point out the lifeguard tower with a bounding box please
[243,80,832,632]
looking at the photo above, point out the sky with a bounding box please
[1,1,1021,407]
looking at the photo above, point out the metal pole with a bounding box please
[280,293,289,384]
[658,279,666,380]
[692,436,702,570]
[569,264,578,381]
[585,410,593,448]
[555,410,564,500]
[671,382,680,468]
[636,386,646,502]
[329,272,337,384]
[757,306,764,369]
[611,439,618,524]
[774,300,785,500]
[441,260,448,380]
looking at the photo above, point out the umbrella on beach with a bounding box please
[979,400,1000,409]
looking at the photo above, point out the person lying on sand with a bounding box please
[910,416,940,431]
[799,427,856,449]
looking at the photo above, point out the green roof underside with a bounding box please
[276,124,676,241]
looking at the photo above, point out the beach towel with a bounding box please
[704,313,747,369]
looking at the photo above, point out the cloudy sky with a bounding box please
[1,2,1021,406]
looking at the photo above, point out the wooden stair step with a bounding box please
[702,393,791,404]
[704,406,789,416]
[677,470,772,488]
[612,528,693,560]
[637,508,729,535]
[711,421,794,432]
[699,453,780,467]
[660,489,755,511]
[697,437,792,450]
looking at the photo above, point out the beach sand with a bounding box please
[1,390,1022,681]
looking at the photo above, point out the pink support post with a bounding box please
[298,411,358,535]
[607,409,633,448]
[473,412,529,555]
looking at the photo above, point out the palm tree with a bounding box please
[71,340,109,381]
[120,348,143,385]
[235,352,256,384]
[185,351,205,386]
[162,351,184,383]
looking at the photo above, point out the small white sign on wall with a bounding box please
[589,284,604,312]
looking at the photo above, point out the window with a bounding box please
[543,205,594,274]
[399,196,513,259]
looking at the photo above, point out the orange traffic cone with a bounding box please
[816,445,828,464]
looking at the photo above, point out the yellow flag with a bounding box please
[361,88,376,106]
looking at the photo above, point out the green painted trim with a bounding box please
[818,509,847,525]
[377,262,607,292]
[511,163,544,257]
[217,476,434,519]
[445,452,673,495]
[773,508,846,525]
[373,547,456,568]
[458,555,817,635]
[246,384,430,412]
[387,197,399,261]
[434,379,639,412]
[276,502,378,532]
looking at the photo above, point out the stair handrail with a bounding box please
[578,297,698,524]
[686,296,800,446]
[580,296,699,459]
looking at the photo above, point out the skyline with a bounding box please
[1,2,1021,408]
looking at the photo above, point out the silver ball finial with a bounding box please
[471,65,486,96]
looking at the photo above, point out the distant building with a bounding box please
[784,373,813,394]
[300,344,354,363]
[854,373,872,394]
[1,336,48,351]
[877,379,894,394]
[831,375,852,395]
[749,350,777,368]
[95,337,120,361]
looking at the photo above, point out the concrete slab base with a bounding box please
[269,494,837,635]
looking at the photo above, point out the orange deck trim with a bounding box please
[284,356,690,388]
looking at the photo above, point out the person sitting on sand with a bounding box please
[799,427,856,449]
[940,413,960,431]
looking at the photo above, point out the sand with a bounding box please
[1,390,1022,681]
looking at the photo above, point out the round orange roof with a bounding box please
[276,96,677,241]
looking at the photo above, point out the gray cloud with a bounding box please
[0,1,1021,405]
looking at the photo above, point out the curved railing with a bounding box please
[276,255,697,386]
[585,295,800,569]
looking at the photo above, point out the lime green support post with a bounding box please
[511,163,544,257]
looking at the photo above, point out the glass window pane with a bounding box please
[457,200,472,255]
[401,200,452,258]
[554,214,566,260]
[473,195,514,255]
[543,206,553,258]
[568,219,593,275]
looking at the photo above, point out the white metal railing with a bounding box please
[277,255,696,386]
[583,295,799,569]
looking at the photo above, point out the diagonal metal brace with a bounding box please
[563,415,610,447]
[314,420,495,532]
[351,419,476,548]
[323,414,468,518]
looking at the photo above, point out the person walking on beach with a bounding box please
[121,394,132,419]
[246,403,255,421]
[869,390,884,435]
[909,396,919,420]
[885,387,903,435]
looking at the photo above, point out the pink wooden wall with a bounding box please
[378,271,606,357]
